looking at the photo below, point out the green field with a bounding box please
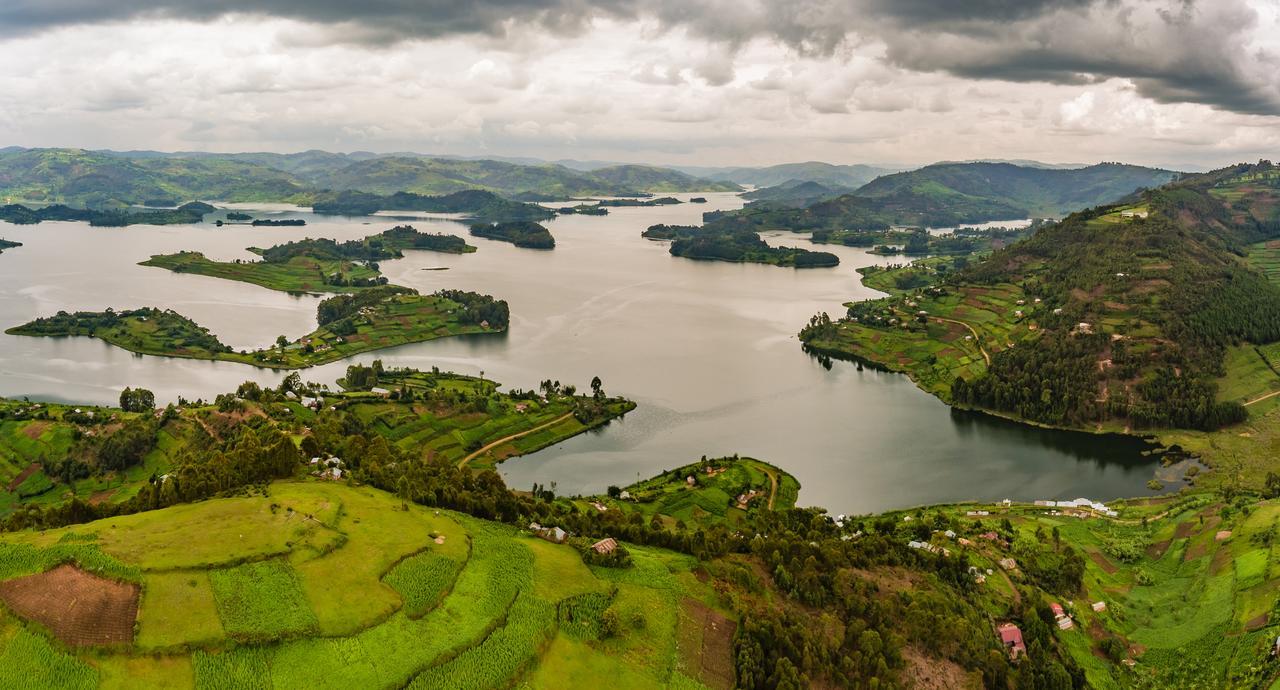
[0,481,728,689]
[141,251,384,294]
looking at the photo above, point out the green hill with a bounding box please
[800,161,1280,461]
[587,165,740,194]
[0,149,308,207]
[695,161,893,188]
[856,161,1180,218]
[738,179,851,207]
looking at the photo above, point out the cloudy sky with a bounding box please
[0,0,1277,169]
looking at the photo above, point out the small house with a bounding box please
[998,623,1026,659]
[999,558,1018,571]
[591,538,618,555]
[1057,617,1074,630]
[619,490,631,500]
[686,476,696,486]
[370,387,390,396]
[1050,603,1065,619]
[1091,601,1106,612]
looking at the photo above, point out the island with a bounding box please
[0,238,20,255]
[5,286,509,369]
[597,196,682,207]
[311,189,555,221]
[470,221,556,249]
[642,224,838,268]
[0,201,214,227]
[251,218,306,227]
[141,226,476,293]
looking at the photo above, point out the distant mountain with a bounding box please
[587,165,739,193]
[0,148,308,207]
[739,179,852,207]
[855,162,1179,218]
[688,162,898,189]
[0,148,736,207]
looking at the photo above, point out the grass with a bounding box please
[141,251,383,294]
[207,559,319,642]
[0,481,719,689]
[136,571,224,649]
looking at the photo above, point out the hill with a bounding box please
[800,162,1280,450]
[693,161,894,189]
[0,149,308,207]
[856,161,1180,218]
[738,179,852,207]
[4,383,1279,688]
[586,164,740,194]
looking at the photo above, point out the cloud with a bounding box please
[3,0,1276,116]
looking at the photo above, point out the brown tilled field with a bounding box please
[0,564,139,646]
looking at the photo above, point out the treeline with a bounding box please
[470,221,555,249]
[0,201,214,226]
[646,224,838,268]
[312,189,553,222]
[434,289,510,329]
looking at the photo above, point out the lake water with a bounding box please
[0,195,1168,514]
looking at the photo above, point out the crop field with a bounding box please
[902,492,1280,688]
[581,456,798,528]
[1217,344,1280,407]
[0,480,729,689]
[1248,240,1280,285]
[141,251,383,294]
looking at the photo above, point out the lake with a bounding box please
[0,194,1169,514]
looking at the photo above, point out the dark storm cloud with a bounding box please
[1,0,1276,115]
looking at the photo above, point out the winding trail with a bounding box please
[1244,389,1280,406]
[456,412,575,469]
[932,316,990,366]
[760,466,780,510]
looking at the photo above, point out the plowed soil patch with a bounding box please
[1087,550,1118,575]
[679,598,736,690]
[0,564,138,646]
[6,463,42,492]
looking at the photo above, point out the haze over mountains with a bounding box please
[0,147,1178,223]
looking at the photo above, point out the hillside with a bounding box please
[801,162,1280,443]
[5,389,1280,688]
[0,149,735,208]
[587,165,740,194]
[0,149,308,207]
[856,162,1180,218]
[693,161,894,189]
[738,179,851,207]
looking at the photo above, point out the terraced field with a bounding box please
[0,481,730,689]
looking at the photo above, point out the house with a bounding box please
[944,530,956,539]
[590,501,608,512]
[1050,603,1065,619]
[1057,617,1074,630]
[999,558,1018,571]
[998,623,1026,659]
[591,537,618,555]
[1091,601,1106,612]
[980,531,999,541]
[619,490,631,500]
[957,537,973,546]
[686,476,696,486]
[370,387,390,396]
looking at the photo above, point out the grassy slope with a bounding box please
[141,252,382,294]
[0,480,727,690]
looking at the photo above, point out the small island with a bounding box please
[470,221,556,249]
[251,218,306,227]
[311,189,554,221]
[642,224,839,268]
[6,286,509,369]
[0,238,21,255]
[142,226,476,293]
[0,201,214,227]
[597,197,682,207]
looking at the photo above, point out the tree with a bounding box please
[590,376,603,400]
[607,485,622,498]
[119,387,155,413]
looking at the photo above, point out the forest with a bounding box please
[643,224,839,268]
[470,221,556,249]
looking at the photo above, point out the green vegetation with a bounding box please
[6,287,507,369]
[802,162,1280,451]
[812,221,1040,257]
[311,189,555,221]
[0,201,214,226]
[470,220,556,249]
[643,224,838,268]
[208,559,319,641]
[597,196,682,207]
[141,250,387,293]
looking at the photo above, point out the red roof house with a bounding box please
[998,623,1026,659]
